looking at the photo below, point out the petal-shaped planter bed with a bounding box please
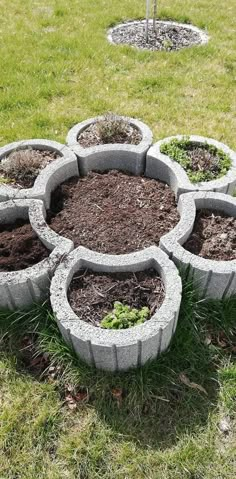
[0,139,78,208]
[50,246,182,371]
[66,116,153,176]
[0,199,73,310]
[160,192,236,299]
[146,136,236,199]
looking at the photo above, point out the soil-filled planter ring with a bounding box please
[50,245,182,371]
[160,192,236,299]
[66,116,153,176]
[0,199,73,310]
[0,139,78,208]
[146,136,236,199]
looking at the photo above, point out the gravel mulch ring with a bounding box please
[184,210,236,261]
[68,269,165,327]
[78,123,142,147]
[48,170,179,254]
[110,21,204,51]
[0,149,60,189]
[0,219,49,272]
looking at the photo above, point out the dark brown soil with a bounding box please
[184,210,236,261]
[48,170,179,254]
[0,148,60,189]
[0,219,49,272]
[78,123,141,147]
[68,269,165,327]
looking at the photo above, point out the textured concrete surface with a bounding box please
[0,199,73,310]
[160,192,236,299]
[50,246,182,371]
[146,136,236,199]
[66,116,153,176]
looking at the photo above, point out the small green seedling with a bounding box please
[101,301,150,329]
[0,175,13,184]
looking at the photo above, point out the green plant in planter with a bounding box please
[0,175,13,184]
[160,137,232,183]
[101,301,150,329]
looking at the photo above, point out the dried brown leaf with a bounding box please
[179,373,208,395]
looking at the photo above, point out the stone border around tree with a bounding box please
[160,192,236,299]
[145,136,236,199]
[66,116,153,176]
[50,245,182,371]
[107,20,209,50]
[0,199,73,310]
[0,139,78,208]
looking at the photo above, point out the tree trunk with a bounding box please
[153,0,157,32]
[145,0,150,43]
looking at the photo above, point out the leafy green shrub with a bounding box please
[160,137,231,183]
[100,301,150,329]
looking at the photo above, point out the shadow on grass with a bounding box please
[0,280,235,450]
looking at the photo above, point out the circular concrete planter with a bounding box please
[0,199,73,310]
[146,136,236,199]
[66,116,153,176]
[160,192,236,299]
[107,20,209,50]
[50,246,182,371]
[0,139,78,208]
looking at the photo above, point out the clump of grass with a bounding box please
[101,301,150,329]
[0,148,43,183]
[160,137,232,183]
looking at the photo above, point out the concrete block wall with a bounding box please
[50,246,182,371]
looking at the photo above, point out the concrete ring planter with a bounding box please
[0,139,78,208]
[146,136,236,199]
[50,245,182,371]
[160,192,236,299]
[107,20,209,50]
[66,116,153,176]
[0,199,73,310]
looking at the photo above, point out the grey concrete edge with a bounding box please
[0,199,74,310]
[50,245,182,371]
[146,136,236,199]
[107,20,209,47]
[0,139,78,208]
[160,192,236,298]
[66,116,153,176]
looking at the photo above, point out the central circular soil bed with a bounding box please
[48,170,179,254]
[109,20,207,51]
[78,117,142,147]
[184,209,236,261]
[0,148,60,188]
[68,269,165,327]
[0,219,48,272]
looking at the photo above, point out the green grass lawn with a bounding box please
[0,1,235,477]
